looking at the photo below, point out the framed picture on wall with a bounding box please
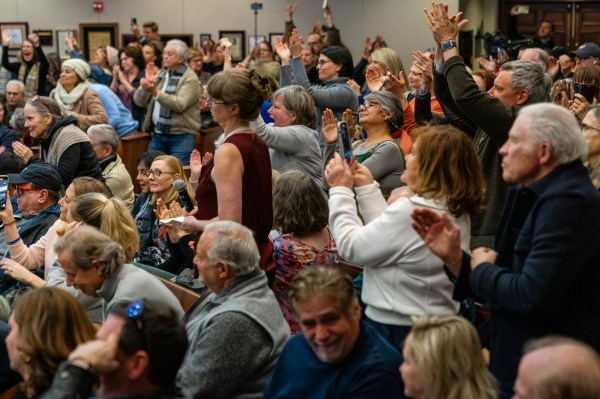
[0,22,29,50]
[269,32,283,47]
[160,34,194,48]
[55,29,78,60]
[219,30,245,62]
[33,30,53,46]
[248,35,266,52]
[79,23,119,61]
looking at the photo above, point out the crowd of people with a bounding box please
[1,2,600,398]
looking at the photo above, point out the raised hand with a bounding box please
[273,36,291,64]
[2,30,12,46]
[362,37,373,60]
[325,153,353,189]
[424,2,469,44]
[321,108,339,144]
[351,162,374,187]
[28,33,40,47]
[289,28,303,59]
[347,79,360,96]
[365,65,385,92]
[412,51,433,86]
[342,109,356,136]
[145,61,160,82]
[286,2,297,20]
[477,55,497,72]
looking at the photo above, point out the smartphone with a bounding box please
[337,121,353,161]
[517,5,529,14]
[0,175,8,211]
[574,82,596,103]
[131,17,137,25]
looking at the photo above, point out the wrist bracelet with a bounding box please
[7,236,21,245]
[2,219,16,227]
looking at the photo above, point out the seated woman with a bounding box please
[0,96,19,152]
[111,45,146,128]
[183,69,275,278]
[132,150,165,253]
[582,105,600,189]
[275,28,358,146]
[13,95,103,187]
[1,32,48,98]
[135,154,195,274]
[323,91,406,197]
[271,171,339,333]
[325,124,485,351]
[249,85,322,183]
[400,316,496,399]
[5,287,96,398]
[50,58,109,131]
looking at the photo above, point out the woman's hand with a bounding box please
[112,64,123,80]
[571,93,592,120]
[289,28,303,59]
[424,3,468,44]
[342,109,356,137]
[362,37,373,60]
[325,153,353,189]
[347,79,360,97]
[1,259,35,284]
[351,162,374,187]
[365,65,385,92]
[12,141,33,164]
[322,108,339,144]
[2,30,12,46]
[412,51,433,89]
[144,62,160,83]
[273,36,291,65]
[28,33,40,47]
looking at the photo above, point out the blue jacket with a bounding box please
[89,83,138,137]
[453,161,600,392]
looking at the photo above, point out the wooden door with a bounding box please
[574,2,600,48]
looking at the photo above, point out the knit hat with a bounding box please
[106,46,119,68]
[570,43,600,59]
[8,162,63,192]
[320,46,354,78]
[62,58,91,81]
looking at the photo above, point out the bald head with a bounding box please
[514,339,600,399]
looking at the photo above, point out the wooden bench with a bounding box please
[117,132,150,193]
[156,276,201,312]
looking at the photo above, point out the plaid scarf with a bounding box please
[155,65,187,134]
[18,62,40,100]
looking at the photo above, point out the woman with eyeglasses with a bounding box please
[323,91,406,197]
[325,124,485,353]
[582,105,600,189]
[134,154,196,274]
[12,95,103,187]
[5,287,96,398]
[274,28,358,146]
[1,31,49,98]
[182,68,275,279]
[0,177,111,322]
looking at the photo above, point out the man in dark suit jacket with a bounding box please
[412,102,600,399]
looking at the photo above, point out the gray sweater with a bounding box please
[177,270,290,399]
[280,57,358,148]
[250,115,322,184]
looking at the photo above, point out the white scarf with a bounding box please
[53,81,89,110]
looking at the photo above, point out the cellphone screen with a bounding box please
[0,176,8,211]
[131,17,137,25]
[338,121,353,161]
[574,82,596,103]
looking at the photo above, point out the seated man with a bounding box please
[87,124,135,209]
[54,225,184,320]
[514,336,600,399]
[177,221,289,398]
[264,266,405,399]
[44,299,188,398]
[5,80,25,120]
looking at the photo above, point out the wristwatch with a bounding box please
[441,40,458,52]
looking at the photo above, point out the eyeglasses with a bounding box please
[147,169,176,178]
[317,59,333,67]
[15,184,40,196]
[308,41,321,47]
[207,96,228,108]
[583,123,600,134]
[127,300,147,351]
[358,100,381,112]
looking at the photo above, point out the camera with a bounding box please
[250,2,263,11]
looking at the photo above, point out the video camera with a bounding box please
[482,31,533,61]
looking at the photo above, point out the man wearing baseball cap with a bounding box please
[570,42,600,68]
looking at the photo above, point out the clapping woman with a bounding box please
[325,124,484,351]
[1,32,49,98]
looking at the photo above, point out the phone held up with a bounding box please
[337,121,353,162]
[0,175,8,211]
[574,82,596,104]
[131,17,138,25]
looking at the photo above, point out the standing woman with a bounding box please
[111,45,146,129]
[183,68,275,277]
[325,125,485,351]
[5,287,96,398]
[50,58,109,131]
[1,32,49,98]
[12,96,103,187]
[141,40,163,69]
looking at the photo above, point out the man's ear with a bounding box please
[218,261,230,279]
[515,89,530,105]
[539,142,554,165]
[91,259,102,274]
[352,301,361,321]
[125,351,150,381]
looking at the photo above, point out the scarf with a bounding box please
[18,62,40,100]
[53,81,89,110]
[155,65,186,134]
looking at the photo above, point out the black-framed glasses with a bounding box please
[317,59,333,67]
[128,300,147,350]
[147,169,176,178]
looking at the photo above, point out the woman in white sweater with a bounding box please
[324,124,485,351]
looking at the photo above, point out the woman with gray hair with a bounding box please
[249,85,322,183]
[54,225,183,321]
[12,95,103,187]
[49,58,108,131]
[323,90,406,196]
